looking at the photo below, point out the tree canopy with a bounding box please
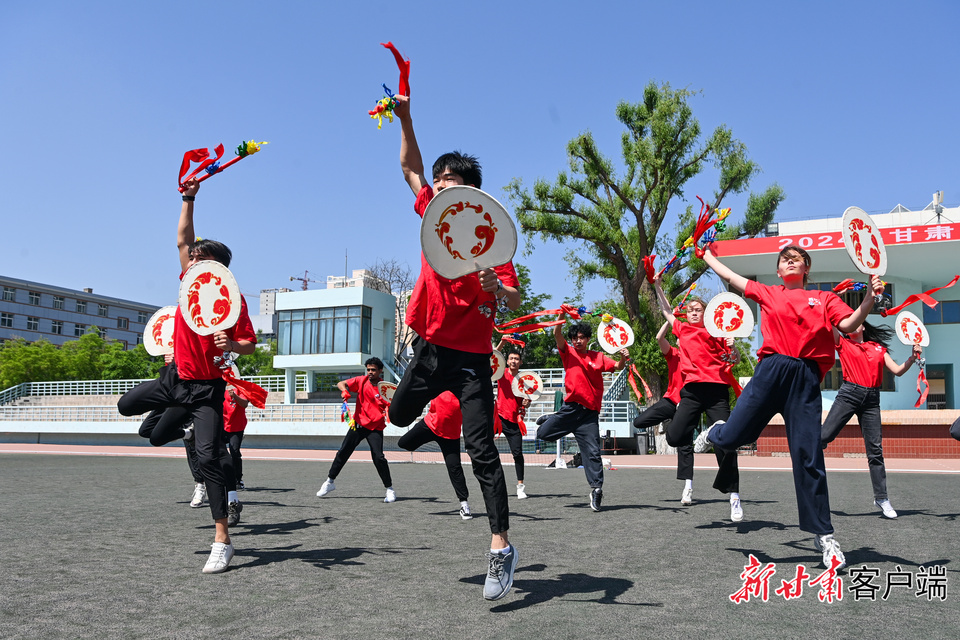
[506,81,783,398]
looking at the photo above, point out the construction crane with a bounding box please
[290,270,321,291]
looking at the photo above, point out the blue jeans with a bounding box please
[821,381,887,501]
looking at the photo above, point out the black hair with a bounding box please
[432,151,482,188]
[365,357,384,370]
[858,321,894,349]
[776,245,811,285]
[566,322,592,341]
[189,239,232,268]
[506,351,522,360]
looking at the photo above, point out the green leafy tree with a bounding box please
[100,343,163,380]
[237,336,282,377]
[60,329,109,380]
[507,81,783,398]
[0,338,66,388]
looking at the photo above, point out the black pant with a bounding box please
[536,402,603,489]
[668,382,739,493]
[327,426,392,488]
[119,365,230,520]
[821,381,887,500]
[632,398,694,479]
[499,418,525,483]
[227,432,244,484]
[398,420,469,502]
[389,337,509,534]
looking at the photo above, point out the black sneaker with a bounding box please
[227,500,242,527]
[589,488,603,512]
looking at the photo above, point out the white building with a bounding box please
[713,201,960,410]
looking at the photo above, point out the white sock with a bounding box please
[730,492,740,502]
[491,546,510,554]
[228,491,238,503]
[460,501,469,508]
[684,479,693,490]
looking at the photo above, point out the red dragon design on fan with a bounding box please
[714,302,744,332]
[187,272,232,329]
[435,201,497,261]
[848,218,881,270]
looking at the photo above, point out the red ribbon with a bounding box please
[627,364,653,403]
[642,255,657,285]
[881,275,960,317]
[495,305,580,335]
[381,42,410,97]
[915,367,929,408]
[692,196,719,250]
[178,144,225,188]
[221,368,268,409]
[500,336,526,348]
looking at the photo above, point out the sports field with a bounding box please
[1,451,956,639]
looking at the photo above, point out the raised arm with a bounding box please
[885,345,922,377]
[656,321,672,356]
[553,310,567,351]
[652,274,677,325]
[836,275,885,333]
[177,178,200,272]
[393,95,428,196]
[702,247,749,294]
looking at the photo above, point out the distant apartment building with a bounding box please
[0,275,160,349]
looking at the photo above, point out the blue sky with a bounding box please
[2,1,958,309]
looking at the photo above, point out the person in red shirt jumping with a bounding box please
[535,311,629,512]
[398,391,474,520]
[698,244,882,570]
[653,276,742,521]
[118,177,257,574]
[390,94,522,601]
[630,321,694,492]
[821,322,921,519]
[317,357,395,503]
[496,349,530,500]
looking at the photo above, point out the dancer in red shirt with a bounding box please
[390,93,522,601]
[317,358,395,503]
[654,276,742,521]
[398,391,474,519]
[821,322,921,518]
[535,310,629,512]
[496,349,530,499]
[698,244,882,569]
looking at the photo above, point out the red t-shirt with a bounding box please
[405,186,520,354]
[838,337,887,388]
[174,291,256,381]
[497,369,523,422]
[223,389,248,433]
[673,319,731,386]
[745,281,854,381]
[663,346,683,404]
[424,391,463,440]
[344,375,387,431]
[559,342,616,412]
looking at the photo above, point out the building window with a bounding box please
[28,291,41,305]
[75,323,86,337]
[136,334,144,345]
[26,317,39,331]
[0,312,12,328]
[137,311,149,324]
[98,327,108,339]
[98,304,108,317]
[76,300,87,314]
[53,296,65,310]
[2,287,14,302]
[117,317,129,330]
[278,305,372,356]
[52,320,63,335]
[923,300,960,325]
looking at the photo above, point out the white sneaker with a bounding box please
[875,499,898,519]
[459,501,473,520]
[517,483,528,500]
[190,482,206,508]
[384,487,396,503]
[681,486,693,505]
[814,534,847,571]
[182,423,195,442]
[316,479,335,497]
[730,496,743,522]
[693,421,723,453]
[201,542,234,574]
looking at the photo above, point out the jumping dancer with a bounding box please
[496,348,530,499]
[118,177,256,574]
[821,321,922,519]
[653,275,742,521]
[398,391,474,519]
[697,245,882,569]
[535,311,629,512]
[317,357,395,503]
[630,321,694,501]
[389,93,522,601]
